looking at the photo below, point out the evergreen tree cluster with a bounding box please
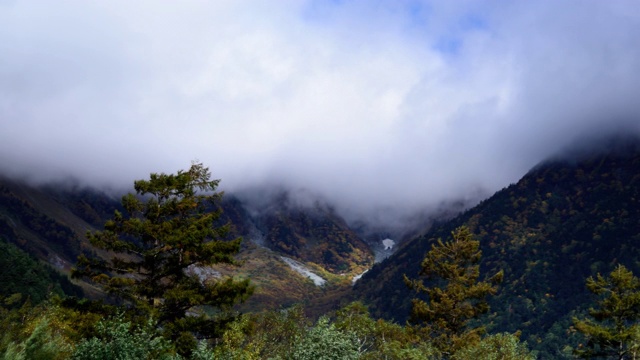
[2,153,640,359]
[73,163,253,354]
[0,236,82,308]
[354,145,640,357]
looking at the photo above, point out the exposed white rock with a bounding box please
[280,256,326,286]
[49,254,67,270]
[382,238,395,250]
[185,264,221,283]
[352,269,369,285]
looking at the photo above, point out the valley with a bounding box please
[1,138,640,358]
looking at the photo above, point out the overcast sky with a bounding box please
[1,1,640,224]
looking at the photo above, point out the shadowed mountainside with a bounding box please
[353,138,640,358]
[0,176,381,311]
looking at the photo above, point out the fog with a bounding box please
[1,1,640,226]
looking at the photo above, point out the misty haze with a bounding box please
[2,2,640,359]
[2,1,639,231]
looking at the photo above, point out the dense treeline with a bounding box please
[3,261,639,359]
[0,236,82,307]
[0,184,83,260]
[44,185,122,228]
[10,222,634,359]
[354,140,640,358]
[0,164,536,359]
[0,298,537,359]
[2,141,640,358]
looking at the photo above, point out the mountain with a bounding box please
[223,191,374,273]
[0,236,83,306]
[0,178,119,270]
[0,176,405,311]
[0,178,126,300]
[5,138,640,357]
[206,193,374,311]
[352,138,640,358]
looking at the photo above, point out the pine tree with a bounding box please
[452,333,535,360]
[73,163,253,353]
[404,226,503,356]
[573,264,640,359]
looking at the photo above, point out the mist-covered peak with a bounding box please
[2,2,640,232]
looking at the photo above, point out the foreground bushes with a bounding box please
[0,299,534,359]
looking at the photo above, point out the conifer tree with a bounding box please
[404,226,502,356]
[73,163,253,353]
[573,264,640,359]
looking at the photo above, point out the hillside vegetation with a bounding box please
[2,140,640,358]
[354,139,640,358]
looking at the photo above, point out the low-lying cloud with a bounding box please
[1,1,640,226]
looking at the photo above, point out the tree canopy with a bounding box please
[404,226,503,356]
[573,264,640,359]
[73,163,253,353]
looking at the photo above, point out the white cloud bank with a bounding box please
[1,0,640,224]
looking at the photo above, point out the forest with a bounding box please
[1,142,640,359]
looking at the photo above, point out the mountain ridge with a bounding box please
[0,174,434,312]
[353,137,640,358]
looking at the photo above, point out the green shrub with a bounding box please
[71,313,179,360]
[453,333,536,360]
[1,318,71,360]
[289,317,359,360]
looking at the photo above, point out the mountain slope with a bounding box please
[259,204,373,274]
[353,139,640,358]
[0,176,378,311]
[210,193,376,311]
[0,236,83,305]
[220,193,374,274]
[0,179,115,269]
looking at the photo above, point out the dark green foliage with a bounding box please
[46,186,123,228]
[73,163,253,353]
[71,313,178,360]
[0,184,82,260]
[290,316,359,360]
[0,299,105,360]
[1,317,71,360]
[573,265,640,359]
[354,143,640,358]
[404,226,502,355]
[0,236,82,307]
[211,302,436,359]
[334,302,441,359]
[452,332,536,360]
[211,304,309,359]
[250,304,309,357]
[259,193,374,273]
